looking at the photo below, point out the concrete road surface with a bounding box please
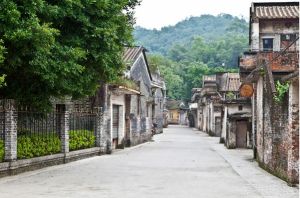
[0,125,298,198]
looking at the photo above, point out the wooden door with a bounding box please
[125,95,131,146]
[236,121,247,148]
[112,105,119,140]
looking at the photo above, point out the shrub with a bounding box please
[17,135,61,159]
[69,130,96,151]
[0,140,4,162]
[274,80,290,103]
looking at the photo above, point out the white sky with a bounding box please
[134,0,297,29]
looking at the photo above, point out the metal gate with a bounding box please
[112,105,119,139]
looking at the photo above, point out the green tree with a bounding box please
[0,0,139,110]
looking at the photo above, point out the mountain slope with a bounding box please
[134,14,248,55]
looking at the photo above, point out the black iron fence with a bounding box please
[17,108,63,159]
[0,101,102,163]
[69,110,97,151]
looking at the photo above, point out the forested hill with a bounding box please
[134,14,249,56]
[134,14,249,101]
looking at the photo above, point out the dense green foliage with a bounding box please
[16,129,96,159]
[0,140,4,162]
[134,14,248,61]
[149,55,237,100]
[69,130,96,151]
[0,0,139,110]
[274,81,290,103]
[135,14,247,100]
[17,135,61,159]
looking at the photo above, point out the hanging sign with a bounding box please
[239,83,254,98]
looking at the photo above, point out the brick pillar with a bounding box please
[4,99,17,162]
[95,107,102,148]
[56,104,69,154]
[100,84,112,154]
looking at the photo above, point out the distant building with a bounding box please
[151,69,167,133]
[239,2,299,184]
[216,73,252,148]
[197,75,222,136]
[189,88,202,128]
[166,99,188,125]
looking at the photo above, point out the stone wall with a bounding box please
[153,88,164,133]
[255,76,299,184]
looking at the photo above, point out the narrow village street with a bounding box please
[0,125,298,198]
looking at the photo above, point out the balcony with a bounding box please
[239,52,299,73]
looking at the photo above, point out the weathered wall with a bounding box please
[168,109,179,124]
[226,120,236,149]
[256,77,264,163]
[153,88,164,133]
[130,53,152,88]
[220,106,227,143]
[255,75,299,184]
[287,79,299,183]
[179,110,187,125]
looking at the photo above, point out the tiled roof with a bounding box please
[227,77,241,92]
[123,46,144,63]
[203,75,216,82]
[166,100,181,110]
[219,73,241,92]
[252,2,299,19]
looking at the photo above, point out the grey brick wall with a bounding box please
[4,100,17,162]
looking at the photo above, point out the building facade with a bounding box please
[239,2,299,184]
[216,73,252,148]
[197,75,221,136]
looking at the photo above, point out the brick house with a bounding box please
[239,2,299,184]
[166,99,188,125]
[97,46,157,150]
[216,73,252,148]
[189,88,202,128]
[151,70,167,133]
[197,75,222,136]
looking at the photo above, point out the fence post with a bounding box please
[100,84,112,154]
[4,99,17,162]
[56,104,69,155]
[95,107,102,148]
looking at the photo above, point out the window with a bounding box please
[281,34,297,51]
[238,105,243,111]
[262,38,273,51]
[281,34,296,41]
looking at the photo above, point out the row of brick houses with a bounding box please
[190,2,299,185]
[0,46,167,176]
[190,72,252,149]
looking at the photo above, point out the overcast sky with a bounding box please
[134,0,297,29]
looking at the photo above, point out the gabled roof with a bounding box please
[251,2,299,19]
[123,46,145,63]
[123,46,152,81]
[166,100,181,110]
[166,100,188,110]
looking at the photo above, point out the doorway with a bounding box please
[236,120,247,148]
[112,105,119,149]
